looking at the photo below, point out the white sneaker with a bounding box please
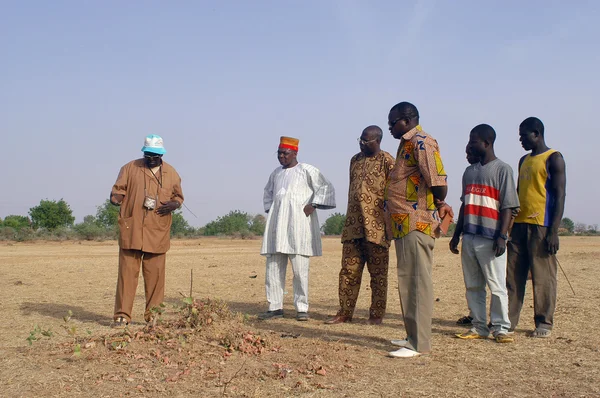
[390,339,408,347]
[388,347,421,358]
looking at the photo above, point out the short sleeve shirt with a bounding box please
[461,159,520,239]
[385,125,448,239]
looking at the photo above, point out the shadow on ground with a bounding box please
[20,302,111,326]
[222,300,474,351]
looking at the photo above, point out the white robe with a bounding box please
[261,163,336,257]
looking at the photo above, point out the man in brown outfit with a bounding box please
[110,134,184,327]
[325,125,395,325]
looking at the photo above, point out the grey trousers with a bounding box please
[395,231,435,353]
[507,223,558,330]
[461,234,511,336]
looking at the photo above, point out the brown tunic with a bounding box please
[341,151,395,247]
[111,159,184,254]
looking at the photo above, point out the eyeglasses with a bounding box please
[358,137,378,145]
[388,117,403,130]
[144,153,162,159]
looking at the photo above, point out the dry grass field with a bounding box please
[0,236,599,397]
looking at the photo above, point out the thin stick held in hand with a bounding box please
[557,257,576,296]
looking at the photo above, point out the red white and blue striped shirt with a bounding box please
[461,159,519,240]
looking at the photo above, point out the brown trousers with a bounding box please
[114,248,166,322]
[337,240,389,319]
[507,223,558,330]
[395,231,434,353]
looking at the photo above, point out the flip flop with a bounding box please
[529,329,551,338]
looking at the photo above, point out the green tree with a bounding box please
[560,217,575,234]
[96,199,119,228]
[29,199,75,230]
[171,210,195,236]
[1,215,31,230]
[575,222,587,234]
[249,214,266,236]
[203,210,252,236]
[73,215,105,240]
[322,212,346,235]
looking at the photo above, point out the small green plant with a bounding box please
[26,325,53,346]
[148,303,167,327]
[73,344,82,357]
[61,310,86,357]
[62,310,78,337]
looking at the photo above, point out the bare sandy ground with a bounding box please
[0,237,598,397]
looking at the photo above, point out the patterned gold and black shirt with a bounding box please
[341,151,395,247]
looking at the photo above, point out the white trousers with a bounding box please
[265,253,310,312]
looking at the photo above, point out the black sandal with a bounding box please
[456,315,473,325]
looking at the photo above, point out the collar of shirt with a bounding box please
[401,124,423,141]
[138,160,169,176]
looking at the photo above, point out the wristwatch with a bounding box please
[498,233,509,241]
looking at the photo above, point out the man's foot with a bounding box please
[258,309,284,320]
[456,315,473,326]
[495,333,514,343]
[388,347,421,358]
[296,312,309,321]
[111,316,130,329]
[390,338,408,347]
[324,315,351,324]
[455,329,488,340]
[367,317,383,325]
[529,328,551,338]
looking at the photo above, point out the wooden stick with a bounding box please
[190,269,193,298]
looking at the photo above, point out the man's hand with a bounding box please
[493,237,507,257]
[303,204,316,217]
[111,194,124,206]
[545,230,560,255]
[438,203,454,220]
[449,236,460,254]
[156,201,180,216]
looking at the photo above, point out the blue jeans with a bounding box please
[461,234,511,336]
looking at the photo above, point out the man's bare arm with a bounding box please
[546,152,566,254]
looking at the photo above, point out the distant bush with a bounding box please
[96,200,119,229]
[1,215,31,230]
[203,210,265,238]
[73,220,114,241]
[0,227,16,241]
[171,210,197,238]
[445,222,457,237]
[322,213,346,235]
[29,199,75,230]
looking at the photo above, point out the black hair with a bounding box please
[520,117,544,137]
[389,101,419,120]
[471,124,496,144]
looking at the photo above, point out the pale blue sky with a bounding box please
[2,1,598,227]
